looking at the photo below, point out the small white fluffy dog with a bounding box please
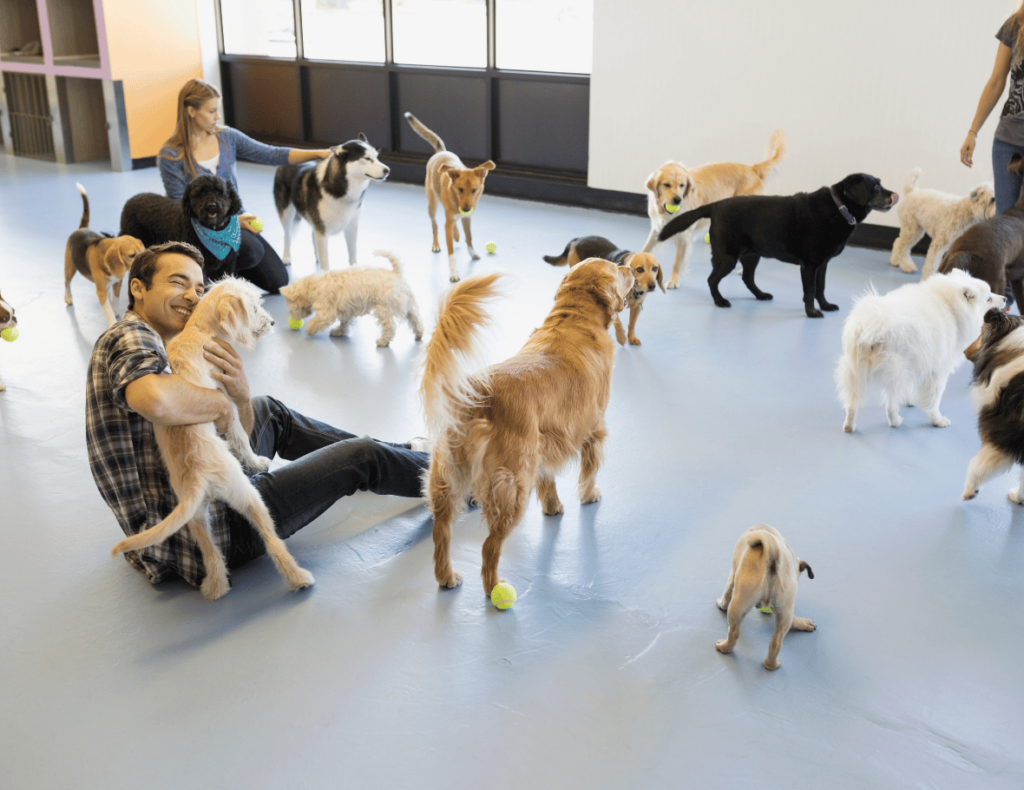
[890,168,996,279]
[716,524,815,671]
[836,269,1004,433]
[111,277,314,600]
[280,250,424,347]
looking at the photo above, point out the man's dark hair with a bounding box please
[127,241,204,310]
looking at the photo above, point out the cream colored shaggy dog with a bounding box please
[421,259,634,600]
[111,277,314,600]
[280,250,424,346]
[890,168,996,279]
[641,130,786,289]
[835,269,1003,433]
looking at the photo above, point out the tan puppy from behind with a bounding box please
[405,112,495,283]
[65,183,145,326]
[642,130,786,289]
[543,235,663,345]
[716,523,815,670]
[421,259,634,599]
[111,277,314,600]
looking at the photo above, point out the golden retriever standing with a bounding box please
[404,112,496,283]
[421,259,635,598]
[111,277,314,600]
[642,130,786,289]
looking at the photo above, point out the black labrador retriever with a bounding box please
[120,175,243,282]
[659,173,898,317]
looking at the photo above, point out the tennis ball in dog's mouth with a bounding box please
[665,203,681,214]
[704,233,711,244]
[758,605,773,614]
[486,241,497,254]
[1,327,19,342]
[490,582,516,610]
[459,208,473,216]
[288,317,303,330]
[248,217,264,232]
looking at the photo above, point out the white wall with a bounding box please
[590,0,1018,227]
[195,0,222,93]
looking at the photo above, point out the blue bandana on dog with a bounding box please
[190,215,241,260]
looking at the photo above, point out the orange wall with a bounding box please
[103,0,203,159]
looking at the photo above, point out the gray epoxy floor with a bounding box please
[1,156,1022,789]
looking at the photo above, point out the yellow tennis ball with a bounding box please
[1,327,19,342]
[486,241,497,254]
[248,217,264,232]
[288,317,303,330]
[758,605,773,614]
[704,233,711,244]
[459,207,473,216]
[490,582,516,610]
[665,203,680,214]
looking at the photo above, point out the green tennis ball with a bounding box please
[758,605,773,614]
[665,203,680,214]
[490,582,516,610]
[704,233,711,244]
[1,327,19,342]
[486,241,497,254]
[288,317,303,330]
[248,217,264,232]
[459,207,473,216]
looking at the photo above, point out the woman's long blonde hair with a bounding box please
[159,79,222,179]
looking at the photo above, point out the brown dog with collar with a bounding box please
[404,112,495,283]
[65,183,144,326]
[544,236,664,345]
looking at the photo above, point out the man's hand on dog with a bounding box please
[205,338,250,408]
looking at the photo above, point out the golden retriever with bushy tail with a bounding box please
[421,259,635,598]
[111,277,314,600]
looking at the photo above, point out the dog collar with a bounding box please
[829,188,857,226]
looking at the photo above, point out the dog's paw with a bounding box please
[715,639,734,654]
[251,455,272,473]
[666,278,681,290]
[714,298,732,308]
[542,502,564,516]
[820,302,840,312]
[756,291,774,301]
[614,325,627,345]
[438,571,463,589]
[287,567,315,591]
[899,263,918,274]
[793,617,816,631]
[376,338,392,347]
[628,335,641,346]
[431,245,441,254]
[329,327,347,337]
[763,657,781,671]
[930,415,951,428]
[449,274,461,283]
[200,573,231,600]
[716,597,728,611]
[1009,488,1024,505]
[581,488,601,505]
[962,488,979,501]
[888,414,903,428]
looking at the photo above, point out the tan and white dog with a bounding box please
[642,130,786,289]
[0,288,17,392]
[716,524,815,671]
[280,250,424,346]
[890,168,996,279]
[405,112,496,283]
[65,183,145,326]
[111,277,314,600]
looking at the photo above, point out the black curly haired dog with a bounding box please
[119,175,243,281]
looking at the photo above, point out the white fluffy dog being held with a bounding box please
[280,250,424,347]
[111,277,314,600]
[889,168,996,278]
[716,524,815,671]
[836,268,1003,433]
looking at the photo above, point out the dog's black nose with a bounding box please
[270,319,275,327]
[647,283,656,291]
[672,196,682,204]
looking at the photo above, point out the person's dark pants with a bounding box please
[226,396,429,568]
[991,138,1024,307]
[235,231,289,294]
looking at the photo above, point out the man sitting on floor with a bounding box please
[85,241,429,591]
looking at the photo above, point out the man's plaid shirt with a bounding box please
[86,313,229,588]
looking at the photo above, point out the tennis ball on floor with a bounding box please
[248,217,264,232]
[665,203,681,214]
[758,605,773,614]
[491,582,516,610]
[288,317,303,330]
[1,327,19,342]
[704,233,711,244]
[486,241,497,254]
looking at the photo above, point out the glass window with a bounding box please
[496,0,592,74]
[221,0,297,58]
[300,0,386,62]
[393,0,487,69]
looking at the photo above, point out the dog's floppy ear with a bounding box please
[181,182,199,220]
[799,561,813,580]
[645,171,658,193]
[475,160,496,174]
[653,258,665,293]
[439,164,459,181]
[963,287,978,303]
[218,292,248,338]
[969,185,986,203]
[841,177,870,206]
[225,181,243,217]
[102,243,130,278]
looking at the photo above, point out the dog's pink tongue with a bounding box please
[890,193,899,206]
